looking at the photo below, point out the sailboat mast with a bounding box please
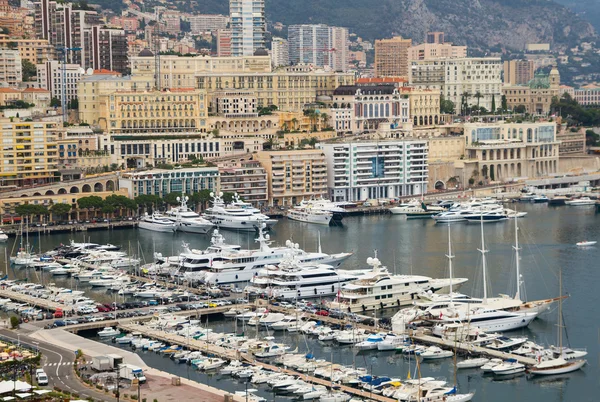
[478,216,488,302]
[446,222,454,300]
[558,266,562,352]
[513,214,521,301]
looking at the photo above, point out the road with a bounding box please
[0,329,115,402]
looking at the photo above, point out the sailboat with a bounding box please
[529,267,586,376]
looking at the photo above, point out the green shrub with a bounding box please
[9,316,19,329]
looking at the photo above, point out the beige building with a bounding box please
[556,127,586,155]
[404,87,441,127]
[256,149,328,206]
[409,43,467,61]
[464,122,559,181]
[0,119,59,188]
[218,160,268,206]
[0,38,54,65]
[374,36,412,78]
[502,67,560,115]
[21,88,51,108]
[0,88,21,105]
[77,74,138,126]
[0,49,22,87]
[503,60,535,85]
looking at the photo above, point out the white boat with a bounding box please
[138,212,177,232]
[457,358,489,369]
[203,192,277,232]
[328,257,467,313]
[355,333,385,350]
[529,357,586,376]
[490,359,526,375]
[319,391,350,402]
[0,230,7,243]
[550,346,588,360]
[97,327,120,338]
[480,358,503,373]
[335,329,368,345]
[486,336,527,351]
[196,357,226,370]
[253,343,288,358]
[165,194,214,234]
[432,210,472,223]
[377,334,408,351]
[463,209,508,222]
[287,206,333,225]
[245,253,363,300]
[420,346,453,360]
[50,266,78,276]
[576,240,596,247]
[270,316,301,331]
[565,196,595,206]
[259,313,286,327]
[390,200,445,215]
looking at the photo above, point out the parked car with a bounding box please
[52,320,66,327]
[315,310,329,317]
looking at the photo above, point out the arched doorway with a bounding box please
[106,180,115,191]
[434,181,445,191]
[82,184,92,193]
[94,183,104,192]
[58,188,67,194]
[69,186,80,194]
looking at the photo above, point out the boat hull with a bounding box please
[138,222,176,232]
[529,359,586,375]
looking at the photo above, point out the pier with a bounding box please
[3,221,137,236]
[0,287,65,312]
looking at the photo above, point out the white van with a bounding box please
[35,369,48,386]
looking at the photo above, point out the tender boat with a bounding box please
[420,346,453,360]
[490,359,526,375]
[97,327,120,338]
[355,333,385,350]
[457,358,489,369]
[565,196,595,206]
[576,241,596,247]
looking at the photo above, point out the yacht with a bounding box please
[177,232,244,280]
[97,327,120,338]
[565,196,595,206]
[165,194,214,234]
[389,200,445,215]
[287,206,333,225]
[245,255,365,300]
[327,257,467,313]
[203,192,277,231]
[432,210,473,223]
[138,212,177,232]
[463,209,508,222]
[296,198,347,221]
[532,194,549,203]
[199,226,352,285]
[0,230,7,243]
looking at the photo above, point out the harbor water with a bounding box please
[2,202,599,401]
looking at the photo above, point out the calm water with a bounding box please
[4,204,600,401]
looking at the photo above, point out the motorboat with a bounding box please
[0,230,7,242]
[531,195,549,203]
[420,346,453,360]
[486,336,528,351]
[490,359,526,375]
[195,357,226,370]
[457,358,489,369]
[576,241,596,247]
[203,192,277,232]
[550,346,588,360]
[319,391,351,402]
[270,316,302,331]
[355,333,385,350]
[253,343,288,358]
[480,358,503,373]
[165,194,214,234]
[432,210,472,223]
[463,210,508,222]
[327,257,467,313]
[287,206,333,225]
[565,196,595,206]
[296,198,348,221]
[258,313,286,327]
[377,334,408,351]
[138,212,177,232]
[335,329,368,345]
[97,327,120,338]
[390,200,445,215]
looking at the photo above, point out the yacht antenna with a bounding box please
[513,211,522,301]
[477,215,488,303]
[446,222,454,303]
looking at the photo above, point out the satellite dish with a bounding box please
[265,234,270,240]
[367,257,373,264]
[261,223,266,229]
[210,192,214,197]
[78,67,86,75]
[285,240,292,247]
[219,192,223,197]
[185,196,189,201]
[86,68,93,75]
[176,197,180,202]
[294,243,299,249]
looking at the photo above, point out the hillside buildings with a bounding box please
[229,0,266,56]
[374,36,412,78]
[256,150,328,206]
[410,57,503,113]
[318,140,429,201]
[189,14,228,34]
[37,60,83,105]
[288,24,349,72]
[0,38,54,65]
[0,49,22,87]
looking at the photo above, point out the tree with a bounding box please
[320,113,329,129]
[501,95,508,111]
[291,118,298,131]
[15,204,48,222]
[77,195,104,218]
[308,137,318,148]
[514,105,527,114]
[10,316,19,329]
[134,194,162,214]
[440,95,455,114]
[474,91,483,109]
[50,97,61,108]
[189,189,212,211]
[163,192,182,206]
[50,203,71,221]
[222,192,235,203]
[491,94,496,114]
[68,98,78,110]
[22,60,37,82]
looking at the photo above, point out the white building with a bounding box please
[288,24,349,72]
[0,49,22,87]
[331,84,410,134]
[36,60,83,104]
[271,37,289,68]
[189,14,228,34]
[119,167,220,198]
[229,0,266,56]
[410,57,502,113]
[318,140,429,201]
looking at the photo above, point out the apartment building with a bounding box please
[218,160,268,206]
[36,60,83,105]
[503,60,535,85]
[464,122,559,181]
[0,38,54,65]
[374,36,412,78]
[216,29,232,57]
[0,119,60,187]
[288,24,348,72]
[78,74,136,125]
[271,37,289,68]
[409,42,467,61]
[255,150,328,206]
[318,140,429,201]
[411,57,502,113]
[119,168,220,198]
[0,49,22,87]
[189,14,228,34]
[573,84,600,106]
[230,0,266,56]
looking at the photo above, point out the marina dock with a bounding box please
[0,287,65,312]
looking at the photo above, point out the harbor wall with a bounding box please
[558,156,600,174]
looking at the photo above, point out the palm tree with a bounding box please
[461,92,472,115]
[474,91,483,110]
[320,113,329,129]
[291,118,298,131]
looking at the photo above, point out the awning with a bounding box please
[15,393,32,399]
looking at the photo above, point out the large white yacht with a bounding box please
[287,206,333,225]
[327,257,468,313]
[138,212,177,232]
[245,254,367,299]
[203,192,277,231]
[389,200,445,215]
[194,225,352,285]
[165,194,214,234]
[296,198,347,221]
[177,230,243,279]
